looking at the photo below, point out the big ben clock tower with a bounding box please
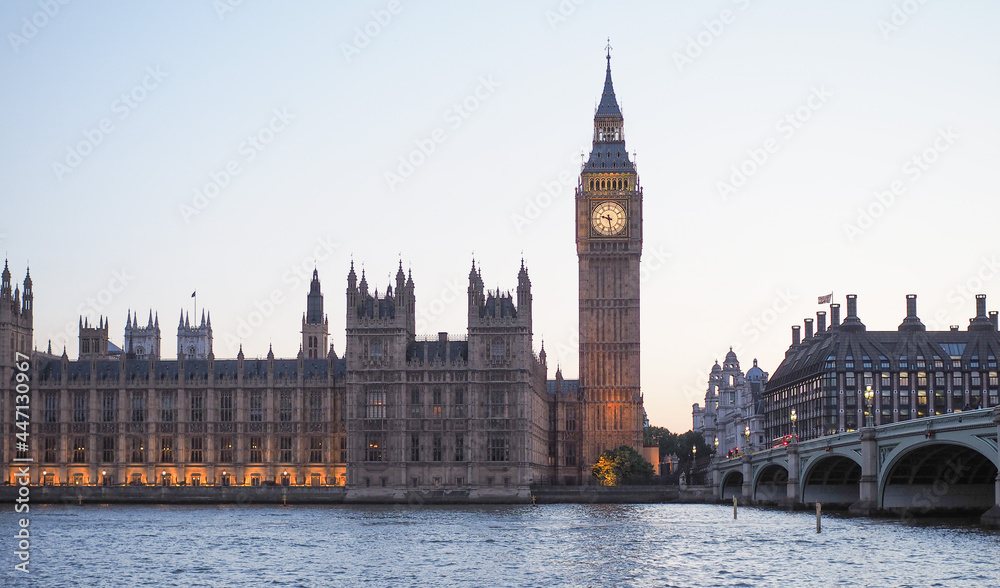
[577,49,644,466]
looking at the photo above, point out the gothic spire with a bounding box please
[596,44,623,119]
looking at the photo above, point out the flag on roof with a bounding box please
[818,292,833,304]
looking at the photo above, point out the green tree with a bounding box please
[591,445,655,486]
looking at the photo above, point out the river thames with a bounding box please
[1,503,997,587]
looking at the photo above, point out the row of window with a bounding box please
[363,433,509,462]
[826,355,997,371]
[40,390,327,424]
[364,388,513,420]
[24,435,347,464]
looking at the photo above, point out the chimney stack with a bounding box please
[841,295,866,331]
[792,325,801,346]
[804,318,814,339]
[817,311,826,333]
[899,294,926,331]
[990,311,998,330]
[830,303,841,327]
[970,295,992,331]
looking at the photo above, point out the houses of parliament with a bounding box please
[0,55,647,497]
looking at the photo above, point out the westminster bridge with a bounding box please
[711,406,1000,526]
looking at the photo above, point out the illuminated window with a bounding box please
[366,434,384,462]
[160,437,173,462]
[366,389,386,419]
[130,437,145,462]
[219,437,233,462]
[73,437,87,463]
[250,437,262,462]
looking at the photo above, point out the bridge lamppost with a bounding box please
[790,409,797,440]
[714,436,719,458]
[744,425,751,454]
[864,385,875,428]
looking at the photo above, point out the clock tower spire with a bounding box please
[577,48,644,467]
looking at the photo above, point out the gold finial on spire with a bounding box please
[605,37,612,61]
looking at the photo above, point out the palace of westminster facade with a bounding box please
[0,54,647,496]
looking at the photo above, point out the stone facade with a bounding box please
[177,311,212,359]
[0,56,647,491]
[763,295,1000,442]
[124,310,161,360]
[692,349,768,457]
[344,261,549,498]
[576,54,644,465]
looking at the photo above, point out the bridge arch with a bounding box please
[753,463,788,504]
[880,441,997,514]
[720,470,743,500]
[801,453,861,506]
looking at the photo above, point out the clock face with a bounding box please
[591,201,626,236]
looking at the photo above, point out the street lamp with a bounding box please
[790,409,797,439]
[713,437,719,455]
[864,385,875,427]
[744,425,751,453]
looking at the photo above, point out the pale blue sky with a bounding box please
[2,1,999,432]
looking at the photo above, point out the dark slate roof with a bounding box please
[272,359,297,379]
[583,141,635,174]
[244,359,269,378]
[126,360,149,380]
[546,378,580,395]
[214,360,240,380]
[596,61,622,118]
[38,360,61,382]
[67,362,90,381]
[768,326,1000,390]
[95,362,119,381]
[155,362,179,381]
[406,340,468,363]
[185,360,209,380]
[481,293,517,319]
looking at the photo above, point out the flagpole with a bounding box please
[194,291,197,324]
